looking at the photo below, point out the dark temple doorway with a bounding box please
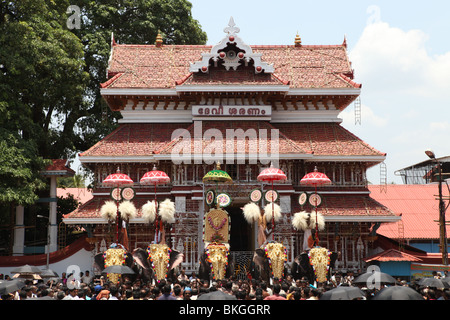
[227,206,253,251]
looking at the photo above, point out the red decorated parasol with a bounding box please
[257,166,287,183]
[257,163,287,240]
[140,165,170,242]
[300,167,331,186]
[103,168,134,243]
[300,166,331,246]
[103,169,134,187]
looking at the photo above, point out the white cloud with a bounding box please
[346,14,450,183]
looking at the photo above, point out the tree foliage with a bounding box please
[0,0,206,207]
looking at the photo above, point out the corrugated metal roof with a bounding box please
[369,184,448,240]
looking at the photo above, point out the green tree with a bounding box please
[69,0,207,154]
[58,174,86,188]
[0,0,206,209]
[0,0,88,214]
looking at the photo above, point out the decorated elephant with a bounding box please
[198,242,235,281]
[291,247,339,284]
[251,242,288,283]
[130,198,184,283]
[132,244,183,283]
[93,243,137,283]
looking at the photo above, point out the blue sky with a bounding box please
[188,0,450,184]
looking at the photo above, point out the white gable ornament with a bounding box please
[189,17,274,74]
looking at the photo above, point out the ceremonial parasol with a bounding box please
[140,165,170,241]
[203,162,232,207]
[257,163,287,239]
[300,166,331,246]
[103,168,134,242]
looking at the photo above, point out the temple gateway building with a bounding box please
[63,18,399,274]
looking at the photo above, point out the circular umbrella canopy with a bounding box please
[353,271,396,285]
[10,264,42,275]
[257,163,287,182]
[418,277,449,289]
[140,165,170,185]
[102,265,135,275]
[0,279,26,295]
[103,168,134,187]
[372,286,424,300]
[320,286,366,300]
[203,162,232,183]
[197,290,237,300]
[40,268,59,278]
[300,166,331,186]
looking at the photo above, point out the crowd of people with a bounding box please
[2,268,450,300]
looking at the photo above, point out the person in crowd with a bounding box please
[81,270,93,284]
[158,284,177,300]
[263,283,286,300]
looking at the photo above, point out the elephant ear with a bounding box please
[132,248,151,270]
[299,252,311,272]
[93,252,105,272]
[329,252,339,269]
[168,250,184,271]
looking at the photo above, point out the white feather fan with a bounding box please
[100,201,117,222]
[142,200,157,223]
[119,200,137,220]
[158,199,176,224]
[263,203,282,223]
[292,211,310,231]
[309,212,325,231]
[242,202,261,224]
[291,211,325,231]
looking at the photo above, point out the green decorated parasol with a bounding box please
[203,162,233,208]
[202,162,233,183]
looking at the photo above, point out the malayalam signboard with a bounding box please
[192,105,271,119]
[411,263,450,279]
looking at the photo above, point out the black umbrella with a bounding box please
[353,271,396,285]
[40,268,59,278]
[320,286,366,300]
[10,264,42,275]
[102,265,135,275]
[372,286,424,300]
[418,277,449,289]
[0,279,26,295]
[197,290,237,300]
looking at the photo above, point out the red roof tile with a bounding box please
[80,122,384,159]
[42,159,75,176]
[365,249,423,262]
[304,194,395,217]
[369,184,448,240]
[64,193,394,221]
[102,43,358,90]
[272,123,385,157]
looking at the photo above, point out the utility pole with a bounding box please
[425,150,448,265]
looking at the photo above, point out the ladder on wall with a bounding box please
[354,96,361,125]
[398,219,405,252]
[380,162,387,193]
